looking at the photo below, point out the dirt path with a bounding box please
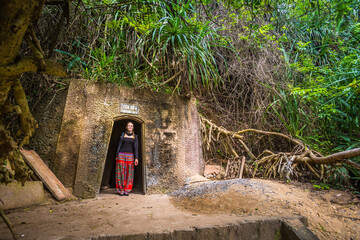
[1,179,359,240]
[171,179,360,240]
[0,189,247,240]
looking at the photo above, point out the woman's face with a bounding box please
[126,122,134,132]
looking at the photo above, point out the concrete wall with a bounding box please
[93,218,319,240]
[0,181,44,210]
[53,79,203,198]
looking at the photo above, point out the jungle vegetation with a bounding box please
[0,0,359,192]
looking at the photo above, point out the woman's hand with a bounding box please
[134,159,138,166]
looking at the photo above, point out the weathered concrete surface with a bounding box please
[55,79,203,198]
[53,81,86,188]
[281,218,320,240]
[0,181,44,210]
[93,218,319,240]
[184,98,204,175]
[94,219,285,240]
[28,87,68,171]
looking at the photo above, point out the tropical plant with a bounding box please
[63,0,228,93]
[221,0,360,187]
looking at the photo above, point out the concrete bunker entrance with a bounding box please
[101,117,145,194]
[55,80,204,198]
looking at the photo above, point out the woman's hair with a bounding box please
[126,121,134,133]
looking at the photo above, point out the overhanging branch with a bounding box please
[0,57,66,77]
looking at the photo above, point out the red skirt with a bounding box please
[116,152,134,193]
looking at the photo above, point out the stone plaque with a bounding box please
[120,103,139,115]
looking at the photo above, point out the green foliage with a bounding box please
[276,0,360,153]
[277,0,360,185]
[53,49,88,70]
[224,0,360,186]
[313,183,330,190]
[267,89,311,143]
[65,0,228,93]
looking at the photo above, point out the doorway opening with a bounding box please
[101,117,145,194]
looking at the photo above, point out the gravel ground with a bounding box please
[170,179,275,198]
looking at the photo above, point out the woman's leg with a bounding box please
[115,153,126,194]
[123,153,134,194]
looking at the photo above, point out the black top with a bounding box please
[116,132,139,159]
[119,137,135,154]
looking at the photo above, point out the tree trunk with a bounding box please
[0,0,64,185]
[0,0,43,66]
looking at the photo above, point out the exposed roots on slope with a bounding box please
[200,115,360,182]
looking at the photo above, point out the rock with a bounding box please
[330,193,356,205]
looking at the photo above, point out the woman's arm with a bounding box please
[116,132,124,155]
[134,135,139,159]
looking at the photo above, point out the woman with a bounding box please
[115,121,139,196]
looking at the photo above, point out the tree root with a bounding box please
[0,206,17,240]
[0,57,66,78]
[200,115,360,182]
[11,78,39,148]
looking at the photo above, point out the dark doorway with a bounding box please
[101,119,144,194]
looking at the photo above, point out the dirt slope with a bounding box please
[171,179,360,240]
